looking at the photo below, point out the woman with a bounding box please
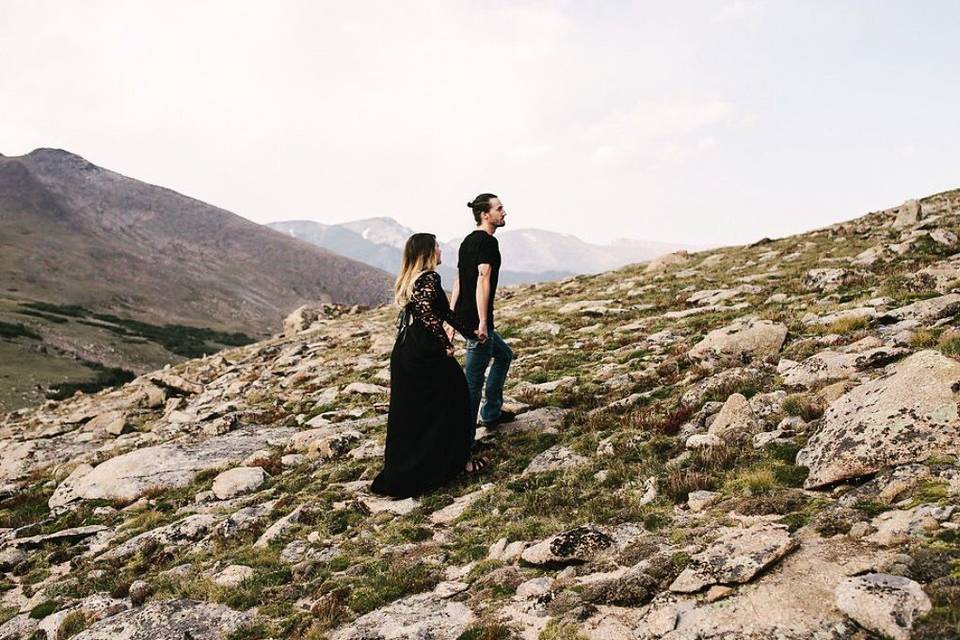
[370,233,488,498]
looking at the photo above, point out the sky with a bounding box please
[2,0,959,246]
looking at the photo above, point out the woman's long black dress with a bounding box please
[370,271,475,498]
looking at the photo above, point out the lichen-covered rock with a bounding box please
[71,599,249,640]
[865,504,955,546]
[707,393,760,443]
[521,525,614,566]
[778,344,908,388]
[803,268,857,291]
[835,573,931,640]
[796,350,960,488]
[100,515,219,562]
[522,445,587,475]
[669,523,797,592]
[330,591,475,640]
[688,317,787,366]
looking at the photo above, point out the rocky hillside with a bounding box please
[0,149,393,410]
[2,190,960,639]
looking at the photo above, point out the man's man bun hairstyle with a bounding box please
[468,193,498,224]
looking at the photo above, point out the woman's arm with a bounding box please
[411,271,455,351]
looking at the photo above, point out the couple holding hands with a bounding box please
[371,193,515,498]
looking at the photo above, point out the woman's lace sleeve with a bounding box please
[411,271,454,350]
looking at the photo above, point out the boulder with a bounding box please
[892,199,922,228]
[211,466,269,500]
[71,599,249,640]
[707,393,760,443]
[688,317,787,365]
[645,251,690,273]
[878,293,960,331]
[49,427,294,507]
[83,410,131,436]
[778,345,909,388]
[797,350,960,488]
[915,255,960,292]
[284,305,321,337]
[496,407,568,436]
[835,573,931,640]
[669,523,797,593]
[147,371,203,395]
[521,525,614,566]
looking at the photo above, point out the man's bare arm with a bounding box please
[475,263,491,341]
[446,275,461,341]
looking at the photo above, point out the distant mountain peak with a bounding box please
[19,147,99,173]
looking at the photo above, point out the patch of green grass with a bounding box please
[0,320,41,341]
[57,610,92,638]
[457,622,517,640]
[29,600,58,619]
[937,332,960,357]
[344,556,440,614]
[45,361,136,400]
[0,606,18,626]
[90,313,254,358]
[538,620,590,640]
[20,302,91,317]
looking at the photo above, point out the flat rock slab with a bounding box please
[835,573,931,640]
[521,525,614,566]
[330,591,475,640]
[72,599,249,640]
[49,427,296,507]
[670,523,797,593]
[495,407,569,436]
[100,514,220,562]
[522,445,587,475]
[797,350,960,488]
[779,346,909,388]
[11,524,108,549]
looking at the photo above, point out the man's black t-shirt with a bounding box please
[454,230,501,332]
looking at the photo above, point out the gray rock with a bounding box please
[688,490,720,512]
[669,523,797,592]
[330,591,474,640]
[688,317,787,366]
[0,546,26,570]
[100,515,219,562]
[71,599,250,640]
[835,573,931,640]
[707,393,760,443]
[211,466,268,500]
[522,445,587,475]
[865,504,955,546]
[892,199,922,228]
[803,268,856,291]
[284,305,320,337]
[212,564,254,587]
[49,427,295,507]
[797,350,960,488]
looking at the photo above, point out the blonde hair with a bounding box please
[395,233,439,306]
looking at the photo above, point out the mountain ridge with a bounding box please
[1,186,959,638]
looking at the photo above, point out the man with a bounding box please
[449,193,515,452]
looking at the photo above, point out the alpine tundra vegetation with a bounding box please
[3,191,960,639]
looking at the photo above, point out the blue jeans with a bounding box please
[464,330,513,447]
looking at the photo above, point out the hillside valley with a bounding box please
[0,149,393,411]
[2,189,960,639]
